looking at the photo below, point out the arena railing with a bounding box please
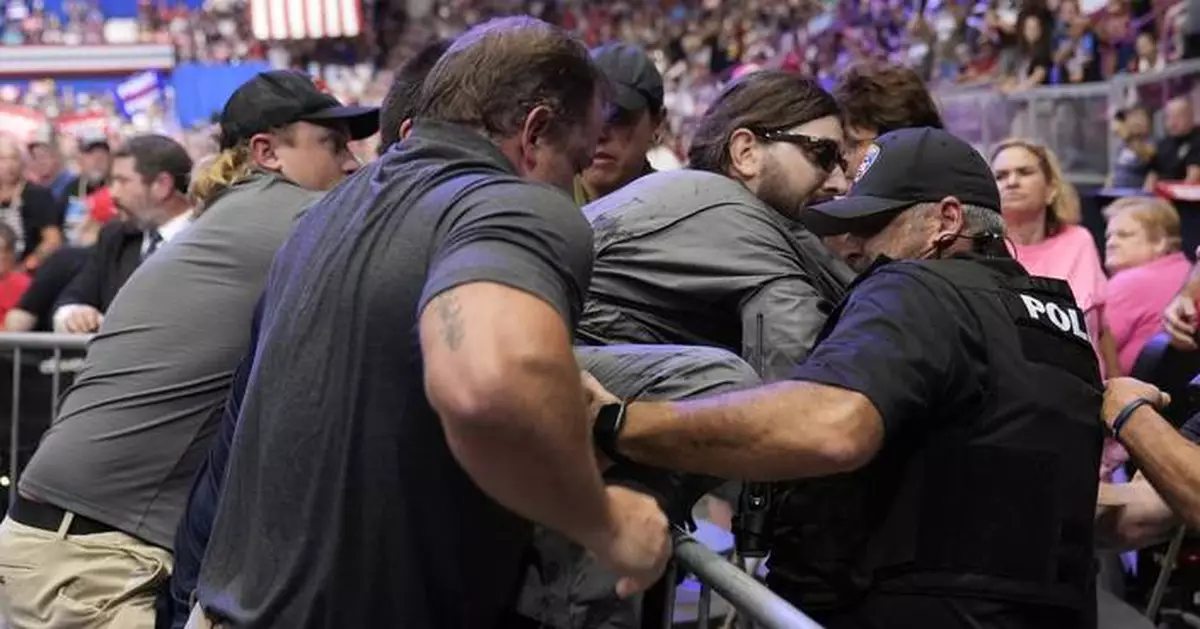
[0,332,92,507]
[934,58,1200,186]
[643,526,824,629]
[0,332,820,627]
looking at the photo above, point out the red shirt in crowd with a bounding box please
[87,185,117,225]
[0,270,31,323]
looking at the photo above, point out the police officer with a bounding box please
[585,128,1105,629]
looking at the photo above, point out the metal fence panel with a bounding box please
[0,333,91,509]
[934,59,1200,185]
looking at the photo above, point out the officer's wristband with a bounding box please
[1112,398,1154,441]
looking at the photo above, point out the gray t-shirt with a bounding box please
[579,169,854,381]
[19,172,321,548]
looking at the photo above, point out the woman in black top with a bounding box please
[0,138,66,271]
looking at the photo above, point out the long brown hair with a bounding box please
[991,138,1080,237]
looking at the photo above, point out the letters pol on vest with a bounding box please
[1019,294,1089,343]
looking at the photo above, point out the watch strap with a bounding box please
[594,401,634,467]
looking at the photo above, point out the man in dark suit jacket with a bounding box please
[54,220,143,323]
[54,135,193,333]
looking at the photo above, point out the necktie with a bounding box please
[144,229,163,260]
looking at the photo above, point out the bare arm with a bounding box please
[1115,405,1200,528]
[29,226,63,269]
[608,267,974,481]
[1095,476,1180,550]
[1143,170,1160,192]
[1164,260,1200,349]
[617,380,884,481]
[420,281,614,548]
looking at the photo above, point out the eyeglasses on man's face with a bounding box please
[752,128,848,175]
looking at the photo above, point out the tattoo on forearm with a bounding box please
[436,293,465,350]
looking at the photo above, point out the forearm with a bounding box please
[1095,481,1179,550]
[1144,171,1159,192]
[1120,407,1200,528]
[34,228,63,260]
[440,352,613,548]
[618,381,880,481]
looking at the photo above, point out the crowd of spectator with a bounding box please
[3,0,1198,167]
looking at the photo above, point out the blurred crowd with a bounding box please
[4,0,1198,167]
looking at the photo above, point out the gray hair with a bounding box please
[911,202,1005,237]
[961,204,1006,239]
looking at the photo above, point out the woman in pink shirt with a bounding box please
[991,138,1120,377]
[1103,196,1192,374]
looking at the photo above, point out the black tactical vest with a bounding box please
[765,255,1104,620]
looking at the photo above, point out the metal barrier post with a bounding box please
[8,346,19,509]
[51,347,62,419]
[640,561,678,629]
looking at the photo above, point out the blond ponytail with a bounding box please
[189,145,255,213]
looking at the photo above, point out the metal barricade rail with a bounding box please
[1,333,817,627]
[0,332,92,507]
[641,527,822,629]
[933,59,1200,185]
[672,532,821,629]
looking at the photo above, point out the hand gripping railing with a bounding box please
[0,332,93,507]
[642,526,823,629]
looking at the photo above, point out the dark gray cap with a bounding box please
[801,127,1001,237]
[591,43,664,113]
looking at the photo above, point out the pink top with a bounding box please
[1009,224,1109,374]
[1106,251,1192,375]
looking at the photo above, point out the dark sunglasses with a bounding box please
[753,129,848,174]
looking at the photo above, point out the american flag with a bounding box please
[114,71,166,118]
[249,0,363,41]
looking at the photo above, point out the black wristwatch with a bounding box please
[593,401,633,467]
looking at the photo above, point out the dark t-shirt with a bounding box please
[196,121,594,629]
[2,184,64,263]
[790,260,984,439]
[1149,129,1200,181]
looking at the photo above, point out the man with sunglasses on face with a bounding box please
[579,70,854,382]
[573,43,665,205]
[587,128,1106,629]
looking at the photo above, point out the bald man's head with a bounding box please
[1166,97,1195,138]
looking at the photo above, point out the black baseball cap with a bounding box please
[801,127,1002,237]
[591,43,664,113]
[218,70,380,150]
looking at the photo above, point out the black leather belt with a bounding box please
[10,494,118,536]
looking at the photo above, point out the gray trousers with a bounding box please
[516,344,761,629]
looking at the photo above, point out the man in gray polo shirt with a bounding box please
[0,71,377,629]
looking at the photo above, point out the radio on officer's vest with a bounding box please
[734,312,774,559]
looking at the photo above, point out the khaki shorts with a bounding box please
[0,514,172,629]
